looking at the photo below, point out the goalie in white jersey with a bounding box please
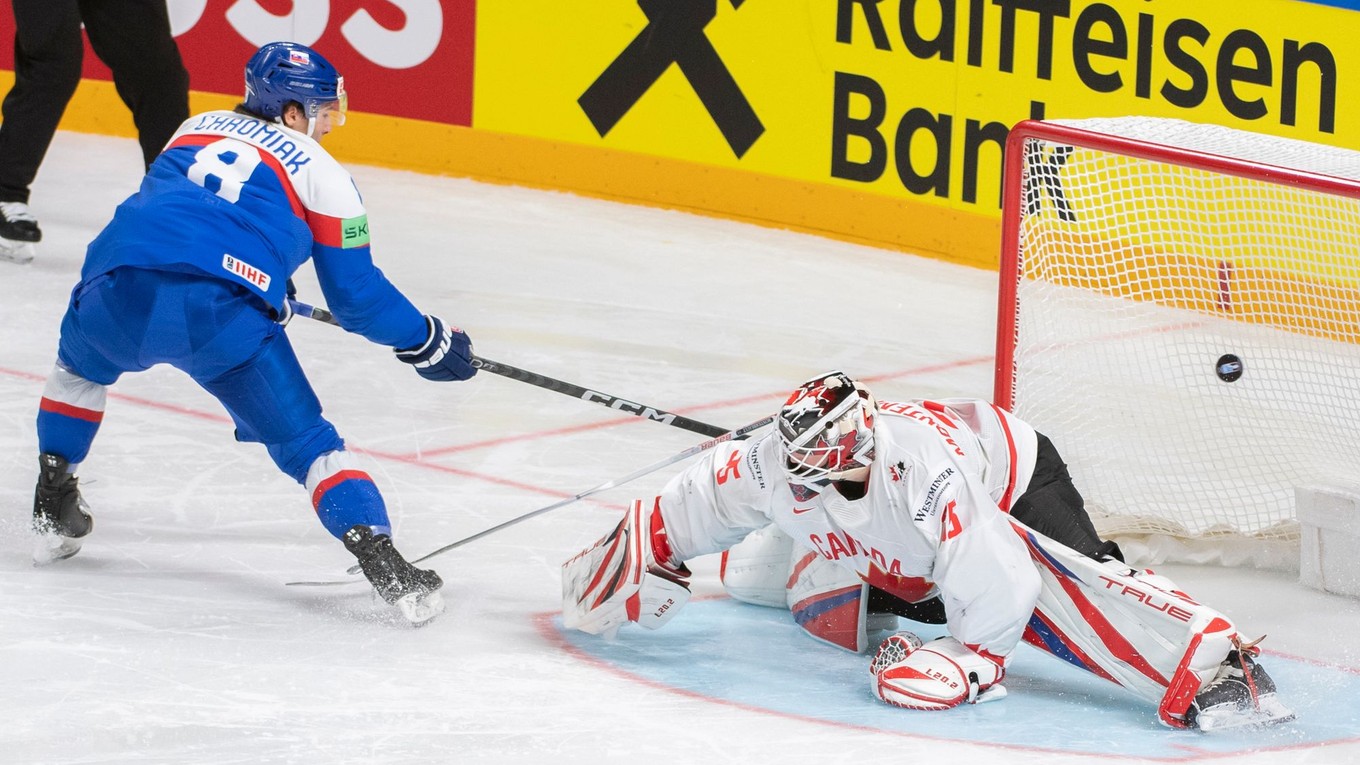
[562,372,1294,731]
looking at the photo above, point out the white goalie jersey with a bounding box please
[657,398,1043,661]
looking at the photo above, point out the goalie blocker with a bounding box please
[562,498,692,639]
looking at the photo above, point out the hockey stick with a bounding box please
[284,413,774,586]
[288,299,728,438]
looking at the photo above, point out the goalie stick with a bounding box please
[285,413,775,586]
[288,299,727,438]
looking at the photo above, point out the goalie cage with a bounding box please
[994,117,1360,569]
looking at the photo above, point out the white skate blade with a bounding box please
[1194,694,1296,732]
[395,590,446,626]
[33,532,82,566]
[0,241,35,264]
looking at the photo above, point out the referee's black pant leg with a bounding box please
[0,0,85,202]
[79,0,190,168]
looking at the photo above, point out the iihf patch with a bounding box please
[222,253,271,291]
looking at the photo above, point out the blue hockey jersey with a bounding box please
[82,110,426,350]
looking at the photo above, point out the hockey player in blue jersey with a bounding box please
[30,41,470,625]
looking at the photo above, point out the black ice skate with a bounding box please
[0,201,41,264]
[343,525,445,625]
[1184,646,1295,732]
[32,453,93,564]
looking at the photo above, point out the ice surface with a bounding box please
[2,133,1358,764]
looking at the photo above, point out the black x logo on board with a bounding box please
[579,0,764,158]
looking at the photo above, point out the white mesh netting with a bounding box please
[1002,117,1360,568]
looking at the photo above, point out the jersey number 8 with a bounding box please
[187,138,262,204]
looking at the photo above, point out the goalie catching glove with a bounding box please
[562,498,691,639]
[870,632,1008,710]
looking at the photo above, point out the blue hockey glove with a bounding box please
[395,315,476,381]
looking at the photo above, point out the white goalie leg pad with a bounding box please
[1012,519,1243,725]
[1102,561,1249,727]
[720,523,796,609]
[562,499,691,639]
[871,633,1007,710]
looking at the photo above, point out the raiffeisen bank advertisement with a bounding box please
[476,0,1357,266]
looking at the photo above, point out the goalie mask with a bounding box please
[777,371,877,493]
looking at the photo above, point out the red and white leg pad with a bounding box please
[871,633,1008,710]
[1013,519,1252,725]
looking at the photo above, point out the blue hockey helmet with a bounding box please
[243,42,347,124]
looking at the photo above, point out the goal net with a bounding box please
[994,117,1360,568]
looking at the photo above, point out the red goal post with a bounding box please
[994,118,1360,567]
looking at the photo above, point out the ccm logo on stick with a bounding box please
[581,390,677,425]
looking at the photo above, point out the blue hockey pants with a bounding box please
[37,267,390,538]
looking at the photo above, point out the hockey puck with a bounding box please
[1215,353,1243,382]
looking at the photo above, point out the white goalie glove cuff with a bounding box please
[561,498,692,639]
